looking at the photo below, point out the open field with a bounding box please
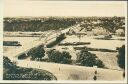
[60,35,124,50]
[90,51,120,70]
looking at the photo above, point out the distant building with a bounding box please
[115,29,125,36]
[92,27,110,36]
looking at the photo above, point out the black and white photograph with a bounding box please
[1,0,127,83]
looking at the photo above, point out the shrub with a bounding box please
[47,49,72,64]
[56,33,65,41]
[46,40,59,48]
[3,56,17,69]
[117,45,125,69]
[95,59,105,68]
[46,33,66,48]
[27,45,45,60]
[3,56,57,80]
[76,50,104,68]
[18,53,28,60]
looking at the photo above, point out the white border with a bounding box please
[0,0,127,83]
[124,0,127,83]
[0,0,3,81]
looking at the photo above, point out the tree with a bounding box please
[56,33,65,42]
[76,50,104,68]
[47,49,72,64]
[117,45,125,69]
[28,45,45,60]
[95,59,105,68]
[3,56,17,79]
[3,56,57,80]
[61,51,72,64]
[3,56,17,69]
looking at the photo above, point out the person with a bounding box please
[123,71,125,78]
[93,75,97,80]
[94,71,97,74]
[93,70,97,80]
[59,67,60,71]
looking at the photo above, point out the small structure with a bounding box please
[115,29,125,36]
[92,27,110,36]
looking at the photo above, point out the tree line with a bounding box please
[4,16,125,33]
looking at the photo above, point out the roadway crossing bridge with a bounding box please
[4,23,81,61]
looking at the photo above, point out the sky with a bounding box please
[4,0,126,17]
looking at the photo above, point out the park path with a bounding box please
[17,60,124,80]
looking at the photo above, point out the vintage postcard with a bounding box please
[0,0,127,83]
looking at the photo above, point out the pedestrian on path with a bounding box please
[93,70,97,80]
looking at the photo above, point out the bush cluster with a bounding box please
[117,45,125,69]
[4,17,77,31]
[4,17,125,33]
[3,56,57,80]
[46,33,66,48]
[76,50,105,68]
[47,49,72,64]
[18,53,28,60]
[27,45,45,60]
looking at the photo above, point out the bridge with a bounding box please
[4,23,81,61]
